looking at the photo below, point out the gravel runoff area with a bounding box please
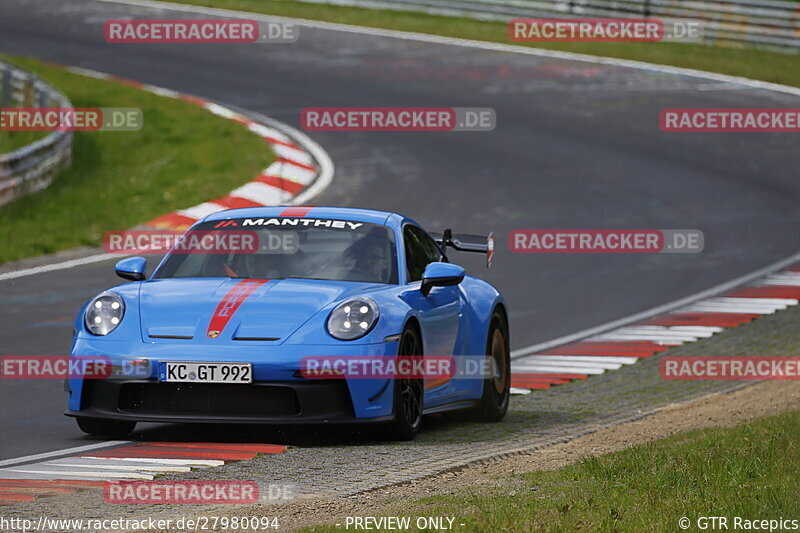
[3,303,800,531]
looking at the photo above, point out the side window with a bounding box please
[404,225,442,282]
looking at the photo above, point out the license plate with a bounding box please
[160,362,252,384]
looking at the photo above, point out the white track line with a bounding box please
[82,456,225,467]
[0,254,121,282]
[680,303,783,314]
[615,325,722,336]
[762,275,800,286]
[512,366,607,375]
[0,472,112,481]
[92,0,800,99]
[0,441,131,468]
[707,297,797,306]
[45,460,192,473]
[3,468,153,480]
[517,355,639,365]
[589,333,696,343]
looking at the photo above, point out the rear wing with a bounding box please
[430,229,494,268]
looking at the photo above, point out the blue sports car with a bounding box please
[67,207,509,440]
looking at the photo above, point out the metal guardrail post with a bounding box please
[289,0,800,52]
[0,60,74,206]
[1,68,10,108]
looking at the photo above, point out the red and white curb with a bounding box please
[0,442,286,503]
[64,66,333,231]
[509,263,800,394]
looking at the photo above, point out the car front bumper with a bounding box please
[67,338,398,423]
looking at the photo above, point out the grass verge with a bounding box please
[0,129,48,153]
[170,0,800,88]
[306,408,800,532]
[0,56,273,264]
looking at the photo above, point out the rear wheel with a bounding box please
[76,417,136,438]
[386,325,424,440]
[471,310,510,422]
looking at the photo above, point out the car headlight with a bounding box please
[327,298,379,340]
[84,292,125,336]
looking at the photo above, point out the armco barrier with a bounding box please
[0,61,73,206]
[292,0,800,52]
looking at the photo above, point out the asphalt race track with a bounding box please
[2,0,800,461]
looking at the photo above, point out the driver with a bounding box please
[356,239,388,281]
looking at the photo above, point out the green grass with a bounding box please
[171,0,800,88]
[0,129,48,153]
[307,409,800,532]
[0,56,273,264]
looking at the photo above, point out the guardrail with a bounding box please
[296,0,800,52]
[0,61,73,206]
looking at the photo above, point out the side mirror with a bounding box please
[115,257,147,282]
[420,262,465,296]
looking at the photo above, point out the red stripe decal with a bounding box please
[279,206,314,217]
[207,279,269,339]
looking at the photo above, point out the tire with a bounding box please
[471,310,510,422]
[76,417,136,437]
[386,325,424,441]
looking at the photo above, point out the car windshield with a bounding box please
[153,218,398,284]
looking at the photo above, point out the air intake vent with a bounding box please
[149,335,193,340]
[233,336,281,341]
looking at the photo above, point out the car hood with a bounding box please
[138,278,380,343]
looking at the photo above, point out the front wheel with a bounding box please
[76,417,136,438]
[470,310,510,422]
[385,325,424,440]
